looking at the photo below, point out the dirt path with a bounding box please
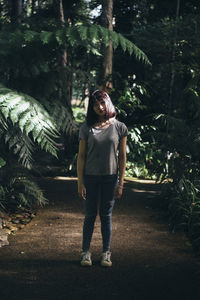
[0,177,200,300]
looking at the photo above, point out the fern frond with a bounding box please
[5,126,34,169]
[43,100,77,136]
[76,25,88,41]
[1,106,9,119]
[0,111,8,129]
[90,25,151,64]
[10,177,48,208]
[0,85,59,167]
[118,33,127,52]
[89,24,99,43]
[97,25,110,45]
[0,185,6,211]
[126,39,135,56]
[9,101,30,125]
[16,141,34,169]
[109,30,119,50]
[0,90,14,102]
[20,25,151,65]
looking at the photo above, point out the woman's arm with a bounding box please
[77,139,87,200]
[115,136,127,199]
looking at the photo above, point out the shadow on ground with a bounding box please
[0,177,200,300]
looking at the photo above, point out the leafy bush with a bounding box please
[166,178,200,253]
[0,177,47,212]
[0,85,61,212]
[125,126,157,179]
[113,77,159,179]
[72,105,86,124]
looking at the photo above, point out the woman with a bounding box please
[77,90,128,267]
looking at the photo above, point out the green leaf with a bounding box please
[77,25,88,41]
[0,157,6,168]
[109,31,119,50]
[40,31,53,44]
[118,33,127,52]
[24,30,39,42]
[55,29,64,45]
[18,110,32,131]
[1,106,9,119]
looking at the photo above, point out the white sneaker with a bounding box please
[80,251,92,267]
[101,251,112,267]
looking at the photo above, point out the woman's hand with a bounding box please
[114,185,123,200]
[78,183,86,200]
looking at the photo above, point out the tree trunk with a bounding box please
[53,0,67,67]
[53,0,67,69]
[8,0,22,23]
[53,0,72,109]
[7,0,23,87]
[168,0,180,117]
[100,0,113,91]
[166,0,180,173]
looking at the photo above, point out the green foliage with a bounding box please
[114,59,200,251]
[125,161,150,179]
[0,177,47,212]
[125,126,157,179]
[72,106,86,124]
[167,178,200,253]
[113,77,157,179]
[115,78,147,118]
[0,1,151,117]
[151,70,200,251]
[0,185,6,210]
[0,85,59,168]
[0,157,6,168]
[0,84,62,212]
[43,100,77,136]
[0,0,151,214]
[0,24,151,64]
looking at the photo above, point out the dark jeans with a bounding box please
[82,175,118,252]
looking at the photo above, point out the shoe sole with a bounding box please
[80,261,92,267]
[101,262,112,267]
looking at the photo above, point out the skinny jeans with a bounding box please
[82,175,117,252]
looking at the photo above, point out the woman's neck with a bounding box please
[93,117,115,128]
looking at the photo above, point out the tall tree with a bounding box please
[100,0,113,90]
[168,0,180,118]
[8,0,22,23]
[53,0,67,67]
[53,0,71,109]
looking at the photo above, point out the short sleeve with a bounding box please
[119,122,128,139]
[79,122,89,140]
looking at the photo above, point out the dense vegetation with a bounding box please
[0,0,200,253]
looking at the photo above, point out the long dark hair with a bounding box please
[86,90,116,126]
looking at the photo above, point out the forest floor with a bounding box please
[0,177,200,300]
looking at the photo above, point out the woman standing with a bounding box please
[77,90,128,267]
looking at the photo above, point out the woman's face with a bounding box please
[93,99,106,117]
